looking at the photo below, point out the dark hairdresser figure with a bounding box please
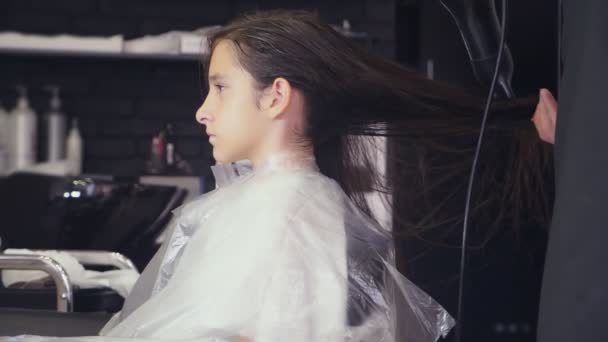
[533,0,608,341]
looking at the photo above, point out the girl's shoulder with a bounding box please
[251,169,341,196]
[245,170,343,212]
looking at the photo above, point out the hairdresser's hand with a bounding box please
[532,88,558,144]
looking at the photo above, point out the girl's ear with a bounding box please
[259,77,291,120]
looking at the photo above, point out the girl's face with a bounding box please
[196,40,270,163]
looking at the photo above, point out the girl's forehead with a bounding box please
[210,41,240,72]
[209,43,255,85]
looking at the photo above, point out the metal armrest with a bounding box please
[29,250,137,271]
[0,254,73,312]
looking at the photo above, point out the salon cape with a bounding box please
[3,156,455,342]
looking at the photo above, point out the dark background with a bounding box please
[394,1,556,342]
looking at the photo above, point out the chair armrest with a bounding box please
[31,250,137,271]
[0,254,73,312]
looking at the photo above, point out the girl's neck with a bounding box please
[252,148,318,174]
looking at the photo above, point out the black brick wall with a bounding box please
[0,0,396,178]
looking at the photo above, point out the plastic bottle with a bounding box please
[165,123,176,170]
[44,85,67,162]
[12,85,37,171]
[147,130,166,174]
[66,118,83,175]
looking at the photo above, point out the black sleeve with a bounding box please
[537,0,608,341]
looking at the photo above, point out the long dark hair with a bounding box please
[204,9,553,242]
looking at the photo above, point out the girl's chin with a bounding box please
[212,145,249,164]
[212,151,237,164]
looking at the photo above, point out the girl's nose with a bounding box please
[195,104,212,125]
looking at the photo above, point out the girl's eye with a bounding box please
[215,85,225,93]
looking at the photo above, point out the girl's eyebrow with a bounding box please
[209,74,227,83]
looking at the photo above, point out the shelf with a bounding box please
[0,34,371,62]
[0,47,204,62]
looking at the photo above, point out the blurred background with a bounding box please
[0,0,557,341]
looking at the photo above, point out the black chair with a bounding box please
[0,172,187,315]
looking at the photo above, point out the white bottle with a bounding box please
[12,85,37,171]
[66,118,83,175]
[0,102,9,175]
[44,85,67,162]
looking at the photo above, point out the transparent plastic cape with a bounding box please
[3,156,455,342]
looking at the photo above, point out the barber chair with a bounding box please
[0,250,135,336]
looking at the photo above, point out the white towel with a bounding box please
[123,26,220,55]
[0,32,123,52]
